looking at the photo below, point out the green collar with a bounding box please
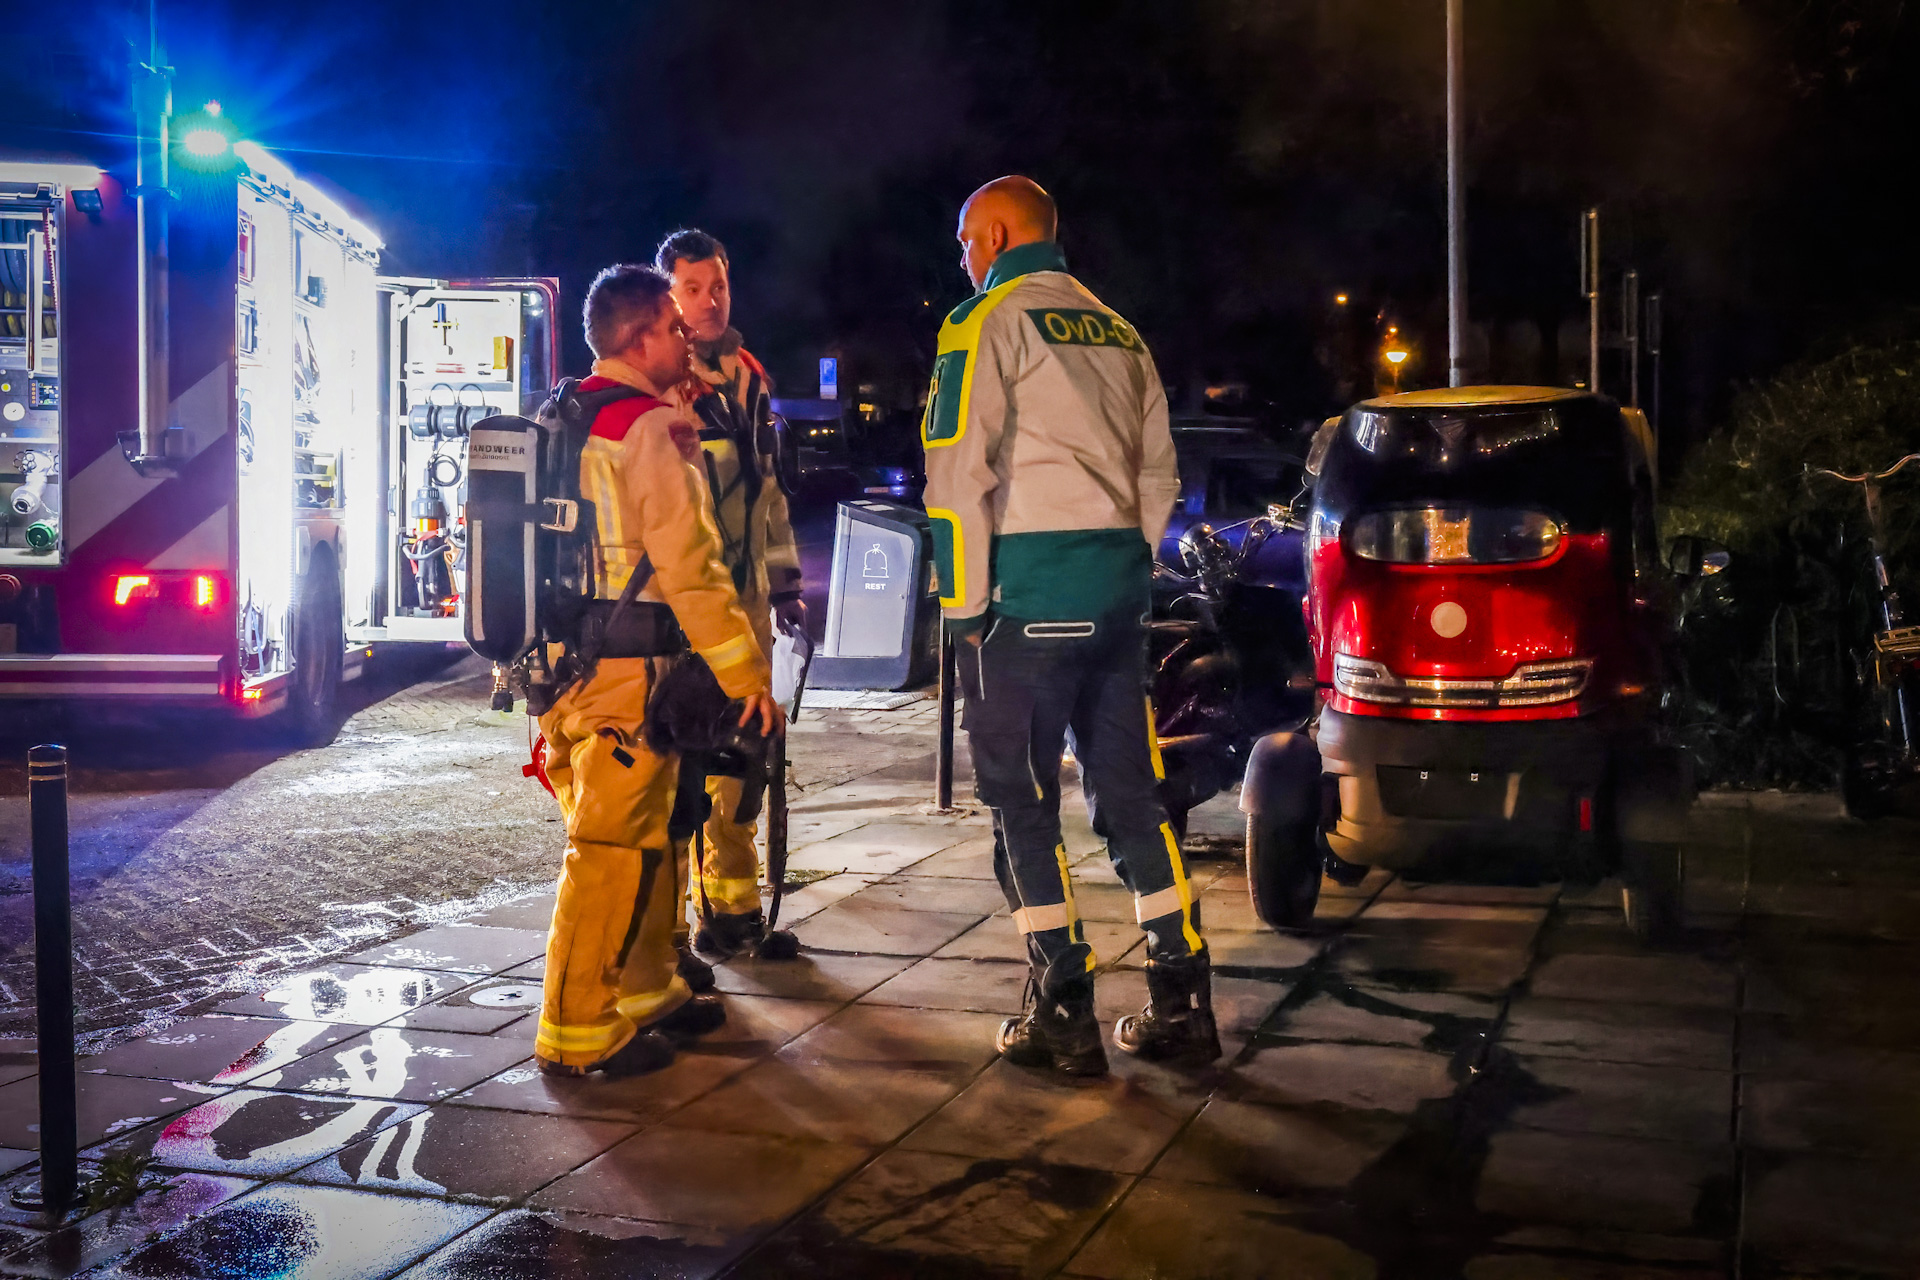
[982,240,1068,292]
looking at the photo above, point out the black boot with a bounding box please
[653,993,727,1040]
[694,909,765,958]
[1113,949,1223,1065]
[676,941,716,993]
[997,955,1108,1077]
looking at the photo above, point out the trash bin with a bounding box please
[811,499,939,690]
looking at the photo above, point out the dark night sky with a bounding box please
[13,0,1920,452]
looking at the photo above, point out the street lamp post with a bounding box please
[1446,0,1467,388]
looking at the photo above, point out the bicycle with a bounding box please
[1808,453,1920,819]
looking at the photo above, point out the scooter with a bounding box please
[1239,388,1692,941]
[1150,514,1316,838]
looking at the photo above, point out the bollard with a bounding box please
[14,745,76,1216]
[936,629,956,811]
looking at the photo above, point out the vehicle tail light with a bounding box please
[1347,507,1561,564]
[1333,653,1592,708]
[114,575,158,605]
[194,575,217,609]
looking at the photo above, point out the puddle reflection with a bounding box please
[146,1090,421,1176]
[252,967,461,1023]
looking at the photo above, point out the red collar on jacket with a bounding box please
[579,376,665,442]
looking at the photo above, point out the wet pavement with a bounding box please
[0,670,1916,1273]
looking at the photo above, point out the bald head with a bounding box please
[957,175,1058,290]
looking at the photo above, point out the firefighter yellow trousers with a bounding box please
[536,658,691,1069]
[697,596,773,917]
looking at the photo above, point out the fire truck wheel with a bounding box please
[287,553,345,745]
[1246,814,1322,930]
[1620,840,1685,944]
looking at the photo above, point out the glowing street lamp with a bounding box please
[1384,346,1410,392]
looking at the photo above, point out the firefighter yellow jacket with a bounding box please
[664,332,803,606]
[579,359,769,699]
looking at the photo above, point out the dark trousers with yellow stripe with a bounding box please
[959,614,1204,984]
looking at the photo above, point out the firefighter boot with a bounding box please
[1114,949,1223,1065]
[693,908,761,957]
[676,941,716,993]
[997,954,1107,1077]
[654,992,727,1041]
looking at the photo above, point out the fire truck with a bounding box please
[0,134,555,739]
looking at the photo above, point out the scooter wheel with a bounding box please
[1246,815,1322,930]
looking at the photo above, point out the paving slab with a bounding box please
[1232,1041,1460,1115]
[84,1088,423,1177]
[447,995,837,1121]
[780,1004,1006,1078]
[1501,997,1734,1071]
[79,1016,360,1086]
[1739,1016,1920,1083]
[1209,974,1295,1035]
[737,1147,1127,1279]
[1378,881,1563,907]
[667,1053,969,1146]
[785,821,979,876]
[845,875,1009,916]
[0,1172,254,1279]
[398,1207,749,1280]
[532,1125,871,1232]
[1490,1225,1726,1267]
[767,872,888,926]
[256,1025,534,1102]
[707,950,913,1003]
[80,1182,490,1280]
[1063,1177,1376,1279]
[1743,1152,1920,1275]
[1151,1095,1408,1194]
[213,964,473,1026]
[1274,984,1500,1051]
[1476,1129,1732,1235]
[790,900,982,957]
[1505,1056,1732,1147]
[344,925,547,976]
[388,977,540,1036]
[0,1150,31,1178]
[858,956,1029,1014]
[1461,1254,1720,1279]
[0,1042,33,1091]
[1741,1073,1920,1157]
[0,1074,224,1151]
[901,1057,1199,1173]
[1348,900,1550,951]
[291,1104,635,1203]
[1327,937,1532,996]
[459,893,556,932]
[933,915,1144,969]
[1527,953,1736,1010]
[901,837,999,880]
[1205,928,1325,976]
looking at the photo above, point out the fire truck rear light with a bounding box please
[114,575,158,605]
[242,688,264,701]
[194,575,217,608]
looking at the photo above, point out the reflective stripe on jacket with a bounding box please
[920,241,1179,631]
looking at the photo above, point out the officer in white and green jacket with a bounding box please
[923,176,1218,1077]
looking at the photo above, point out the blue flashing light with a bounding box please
[183,128,230,158]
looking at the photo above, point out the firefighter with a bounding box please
[922,176,1216,1076]
[536,263,780,1077]
[657,229,806,961]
